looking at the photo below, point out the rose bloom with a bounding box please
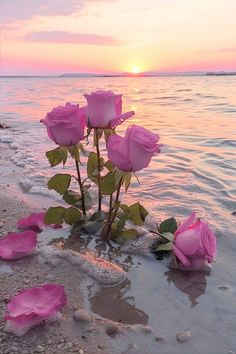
[173,212,217,268]
[84,90,134,128]
[41,103,86,146]
[107,125,162,172]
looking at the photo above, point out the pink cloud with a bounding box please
[23,31,123,46]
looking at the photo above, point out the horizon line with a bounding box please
[0,70,236,78]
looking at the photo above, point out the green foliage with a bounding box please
[104,160,114,173]
[64,207,82,225]
[100,173,117,195]
[153,241,173,252]
[44,206,66,225]
[87,152,104,183]
[81,190,93,210]
[46,147,68,167]
[120,202,148,226]
[111,228,139,244]
[159,217,178,234]
[124,172,132,192]
[93,128,103,146]
[114,168,125,186]
[68,145,80,161]
[160,232,174,242]
[63,187,92,211]
[104,129,116,140]
[45,206,81,225]
[63,190,81,205]
[48,174,71,195]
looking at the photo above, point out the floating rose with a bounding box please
[0,231,37,260]
[41,103,86,146]
[84,90,134,128]
[17,212,62,232]
[4,284,67,336]
[107,125,162,172]
[173,212,217,268]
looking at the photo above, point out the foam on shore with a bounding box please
[39,245,126,286]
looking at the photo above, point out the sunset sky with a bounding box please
[0,0,236,75]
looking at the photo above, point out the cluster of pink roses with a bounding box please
[39,89,217,266]
[41,90,161,173]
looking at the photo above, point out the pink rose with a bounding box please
[107,125,162,172]
[173,212,217,268]
[84,90,134,128]
[41,103,86,146]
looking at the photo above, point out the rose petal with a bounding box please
[172,244,191,267]
[17,212,62,232]
[5,284,66,319]
[0,231,37,260]
[174,221,202,256]
[175,211,196,237]
[4,284,66,336]
[109,110,134,128]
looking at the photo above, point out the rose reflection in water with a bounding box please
[89,279,149,325]
[165,269,209,307]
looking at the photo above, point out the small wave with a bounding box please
[156,96,179,100]
[176,89,192,92]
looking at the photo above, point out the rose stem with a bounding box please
[106,178,123,241]
[75,160,86,216]
[107,193,113,222]
[95,128,102,211]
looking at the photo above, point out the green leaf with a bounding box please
[48,174,71,195]
[114,168,125,186]
[87,152,104,183]
[60,147,68,165]
[116,215,128,231]
[68,144,80,162]
[104,160,114,173]
[45,206,66,225]
[126,202,149,226]
[63,190,81,205]
[111,228,139,244]
[120,204,129,213]
[160,232,174,242]
[74,190,93,211]
[64,207,82,225]
[46,147,65,167]
[93,128,103,146]
[104,128,116,140]
[159,217,178,234]
[155,241,173,252]
[124,172,132,192]
[100,173,117,195]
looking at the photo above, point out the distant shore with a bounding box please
[1,71,236,79]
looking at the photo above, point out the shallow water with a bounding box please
[0,76,236,353]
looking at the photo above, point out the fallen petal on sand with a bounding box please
[17,212,62,232]
[4,284,67,336]
[0,231,37,260]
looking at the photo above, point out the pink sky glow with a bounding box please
[0,0,236,75]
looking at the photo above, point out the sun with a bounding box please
[130,66,141,74]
